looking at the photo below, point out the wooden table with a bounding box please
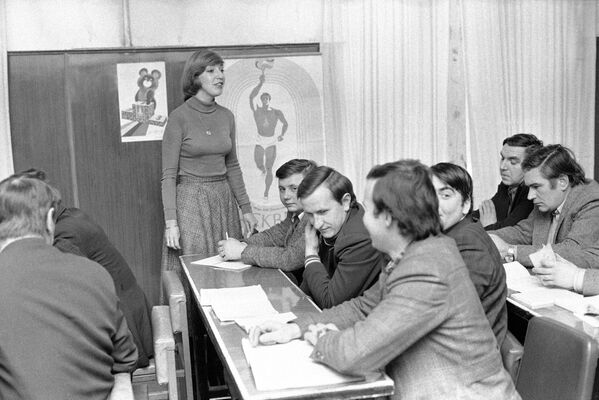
[180,254,394,400]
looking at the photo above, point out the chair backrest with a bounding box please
[162,270,193,400]
[500,330,524,382]
[516,316,598,400]
[152,306,178,400]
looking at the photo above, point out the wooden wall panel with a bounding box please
[8,54,75,206]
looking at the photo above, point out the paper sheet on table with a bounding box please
[555,294,599,314]
[511,288,582,309]
[528,244,556,269]
[503,261,544,292]
[235,312,297,334]
[241,338,363,391]
[191,254,252,271]
[199,285,278,322]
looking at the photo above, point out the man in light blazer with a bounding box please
[250,160,519,400]
[489,144,599,268]
[219,159,316,284]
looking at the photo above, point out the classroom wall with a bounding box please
[5,0,323,50]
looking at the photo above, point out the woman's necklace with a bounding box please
[197,117,212,136]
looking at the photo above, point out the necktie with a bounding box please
[507,186,518,214]
[546,210,560,245]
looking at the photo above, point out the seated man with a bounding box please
[15,168,153,368]
[218,159,317,284]
[474,133,542,230]
[431,162,507,347]
[0,174,137,399]
[489,144,599,268]
[250,160,519,400]
[297,166,386,309]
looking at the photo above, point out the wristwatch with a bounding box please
[504,246,516,263]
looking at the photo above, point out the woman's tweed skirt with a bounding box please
[161,174,243,275]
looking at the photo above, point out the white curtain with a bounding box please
[322,0,597,204]
[463,0,597,205]
[0,0,14,180]
[322,0,451,199]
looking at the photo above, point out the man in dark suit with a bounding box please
[490,144,599,268]
[218,159,317,284]
[431,162,507,347]
[0,174,138,400]
[297,166,387,309]
[249,160,519,400]
[475,133,543,230]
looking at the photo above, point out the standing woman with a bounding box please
[162,50,257,272]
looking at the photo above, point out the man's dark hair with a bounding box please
[430,162,473,213]
[503,133,543,148]
[366,160,441,240]
[522,144,587,186]
[297,166,356,205]
[0,174,61,241]
[275,159,317,180]
[12,168,46,181]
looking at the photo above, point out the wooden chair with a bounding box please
[132,306,180,400]
[500,330,524,382]
[516,316,598,400]
[162,270,194,400]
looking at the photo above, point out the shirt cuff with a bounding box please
[573,269,586,293]
[305,255,320,268]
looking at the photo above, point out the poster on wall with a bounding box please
[117,62,169,142]
[219,55,326,231]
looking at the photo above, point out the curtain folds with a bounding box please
[322,0,596,205]
[0,0,14,180]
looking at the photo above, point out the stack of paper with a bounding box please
[199,285,278,322]
[511,288,582,309]
[554,294,599,315]
[191,254,252,271]
[241,338,363,391]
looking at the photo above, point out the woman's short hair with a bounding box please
[181,50,224,101]
[430,162,473,213]
[0,175,61,241]
[522,144,587,186]
[297,166,356,206]
[366,160,441,240]
[275,159,317,180]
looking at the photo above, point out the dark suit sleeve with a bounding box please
[301,233,382,309]
[54,237,86,258]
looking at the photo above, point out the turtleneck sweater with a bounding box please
[161,96,252,221]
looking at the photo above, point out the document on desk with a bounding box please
[241,338,363,391]
[191,254,252,271]
[555,293,599,315]
[511,288,582,310]
[503,261,544,292]
[200,285,278,322]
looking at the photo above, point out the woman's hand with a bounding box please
[164,221,181,250]
[242,213,258,237]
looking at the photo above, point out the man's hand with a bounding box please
[489,234,510,258]
[303,323,339,346]
[304,222,319,257]
[533,254,582,290]
[248,321,301,347]
[217,238,247,260]
[479,199,497,227]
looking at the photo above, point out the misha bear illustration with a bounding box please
[135,68,161,108]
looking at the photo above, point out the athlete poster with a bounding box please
[219,55,326,231]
